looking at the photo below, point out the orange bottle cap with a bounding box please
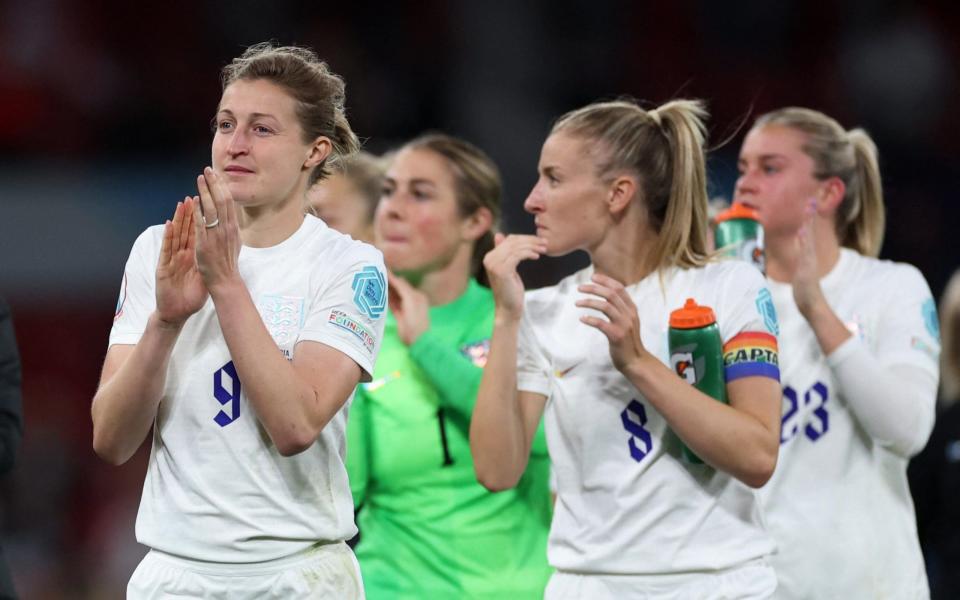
[714,202,760,224]
[669,298,717,329]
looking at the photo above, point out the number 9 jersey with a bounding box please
[110,216,387,563]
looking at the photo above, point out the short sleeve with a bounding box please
[872,264,940,376]
[716,264,781,383]
[516,303,551,397]
[298,245,387,382]
[109,227,162,347]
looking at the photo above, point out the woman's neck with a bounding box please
[589,216,659,285]
[239,195,305,248]
[402,242,474,307]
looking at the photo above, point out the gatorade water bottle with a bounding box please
[668,298,727,464]
[714,202,765,275]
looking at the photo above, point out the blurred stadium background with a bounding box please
[1,1,958,597]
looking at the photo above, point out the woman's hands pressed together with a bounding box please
[155,197,209,328]
[193,167,243,296]
[791,199,827,319]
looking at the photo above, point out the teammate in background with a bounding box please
[92,44,386,598]
[735,107,939,599]
[471,99,782,599]
[348,133,552,599]
[910,269,960,600]
[306,151,384,243]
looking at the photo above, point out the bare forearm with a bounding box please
[471,316,530,490]
[801,298,852,356]
[92,313,180,464]
[625,355,779,487]
[210,280,341,455]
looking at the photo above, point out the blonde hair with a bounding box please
[400,133,502,283]
[941,271,960,405]
[221,43,360,185]
[755,107,885,257]
[551,98,711,274]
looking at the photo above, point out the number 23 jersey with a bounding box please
[109,215,387,563]
[517,260,780,575]
[760,248,939,599]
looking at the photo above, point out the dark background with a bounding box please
[1,1,958,597]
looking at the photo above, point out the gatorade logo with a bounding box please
[670,347,703,385]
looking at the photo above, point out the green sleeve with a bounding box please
[346,386,371,510]
[408,329,481,421]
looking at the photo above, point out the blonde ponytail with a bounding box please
[755,107,886,257]
[651,100,711,272]
[845,129,885,257]
[551,98,711,274]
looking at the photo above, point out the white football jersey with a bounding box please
[760,248,939,599]
[517,260,780,575]
[110,215,387,563]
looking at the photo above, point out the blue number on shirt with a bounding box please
[621,399,653,462]
[214,361,241,427]
[803,382,829,441]
[780,381,829,444]
[781,386,800,443]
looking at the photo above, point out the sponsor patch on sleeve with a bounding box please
[328,309,376,353]
[755,288,780,336]
[922,297,939,342]
[351,266,386,320]
[723,331,780,382]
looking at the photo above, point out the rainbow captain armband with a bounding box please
[722,332,780,382]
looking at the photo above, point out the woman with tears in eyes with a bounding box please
[470,98,783,599]
[92,43,387,598]
[735,107,939,599]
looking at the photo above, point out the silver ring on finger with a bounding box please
[204,216,220,228]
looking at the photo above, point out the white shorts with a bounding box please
[545,559,777,600]
[127,542,364,599]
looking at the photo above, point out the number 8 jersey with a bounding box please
[110,215,387,563]
[516,260,780,576]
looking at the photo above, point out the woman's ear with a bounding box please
[461,206,494,242]
[816,176,846,215]
[608,175,638,216]
[305,136,333,169]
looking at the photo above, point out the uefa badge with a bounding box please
[352,266,387,319]
[755,288,779,336]
[921,298,939,341]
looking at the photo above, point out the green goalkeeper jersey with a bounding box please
[347,279,552,599]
